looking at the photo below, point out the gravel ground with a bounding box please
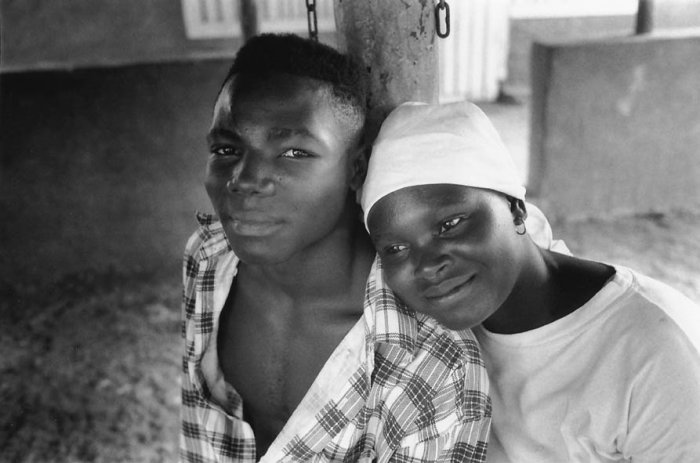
[1,272,182,462]
[2,214,698,463]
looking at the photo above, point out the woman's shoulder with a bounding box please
[617,266,700,345]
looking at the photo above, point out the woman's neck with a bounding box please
[484,245,615,334]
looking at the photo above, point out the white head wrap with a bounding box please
[361,101,526,227]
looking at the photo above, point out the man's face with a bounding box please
[367,184,523,330]
[205,74,361,265]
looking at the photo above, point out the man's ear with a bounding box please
[349,146,369,192]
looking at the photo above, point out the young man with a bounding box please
[180,34,491,462]
[362,101,700,462]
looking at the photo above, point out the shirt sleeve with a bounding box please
[181,231,201,342]
[391,416,490,462]
[621,317,700,462]
[179,231,208,461]
[387,344,492,463]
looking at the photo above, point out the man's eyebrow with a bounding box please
[269,127,320,142]
[206,126,322,145]
[206,128,239,144]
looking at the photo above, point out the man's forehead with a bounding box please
[215,75,322,113]
[209,104,321,142]
[212,80,235,119]
[210,76,340,140]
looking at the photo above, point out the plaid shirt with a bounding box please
[181,214,491,462]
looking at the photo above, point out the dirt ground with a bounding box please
[1,272,182,462]
[2,210,698,462]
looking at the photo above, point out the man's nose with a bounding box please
[226,154,275,196]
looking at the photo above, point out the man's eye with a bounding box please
[439,216,464,234]
[211,146,240,157]
[383,244,408,255]
[280,148,311,159]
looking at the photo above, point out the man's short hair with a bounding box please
[225,33,367,137]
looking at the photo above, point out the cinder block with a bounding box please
[529,32,700,220]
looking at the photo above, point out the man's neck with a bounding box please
[239,221,375,306]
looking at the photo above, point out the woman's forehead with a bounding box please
[387,184,482,204]
[368,185,503,222]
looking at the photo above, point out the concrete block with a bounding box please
[529,31,700,220]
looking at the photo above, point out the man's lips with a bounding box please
[227,214,284,236]
[422,274,475,301]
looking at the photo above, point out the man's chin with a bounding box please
[229,241,293,267]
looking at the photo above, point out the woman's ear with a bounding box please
[508,197,528,222]
[507,197,528,235]
[349,146,369,192]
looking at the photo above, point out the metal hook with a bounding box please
[306,0,319,41]
[435,0,450,39]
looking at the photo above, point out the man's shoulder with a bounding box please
[372,311,491,440]
[184,212,229,261]
[368,257,481,360]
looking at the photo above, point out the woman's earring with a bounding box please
[514,218,527,235]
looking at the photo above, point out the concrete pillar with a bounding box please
[333,0,439,140]
[635,0,654,34]
[239,0,259,41]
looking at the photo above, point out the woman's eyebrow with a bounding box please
[368,230,396,245]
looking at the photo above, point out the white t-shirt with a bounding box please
[475,265,700,462]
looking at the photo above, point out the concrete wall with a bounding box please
[0,0,240,71]
[505,0,700,94]
[529,32,700,220]
[505,15,636,93]
[653,0,700,29]
[0,60,232,288]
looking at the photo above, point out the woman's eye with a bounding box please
[439,216,464,234]
[280,148,311,159]
[211,146,240,157]
[383,244,408,255]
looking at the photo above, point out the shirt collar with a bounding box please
[363,256,418,354]
[194,212,232,260]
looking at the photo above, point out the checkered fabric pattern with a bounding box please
[180,214,491,462]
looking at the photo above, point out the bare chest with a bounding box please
[217,292,359,451]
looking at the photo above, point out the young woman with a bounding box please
[362,101,700,462]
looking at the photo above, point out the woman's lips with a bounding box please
[422,274,475,302]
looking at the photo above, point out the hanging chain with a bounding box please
[306,0,319,41]
[435,0,451,38]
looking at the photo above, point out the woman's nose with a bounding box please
[414,244,450,281]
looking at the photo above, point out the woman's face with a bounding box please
[367,184,525,330]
